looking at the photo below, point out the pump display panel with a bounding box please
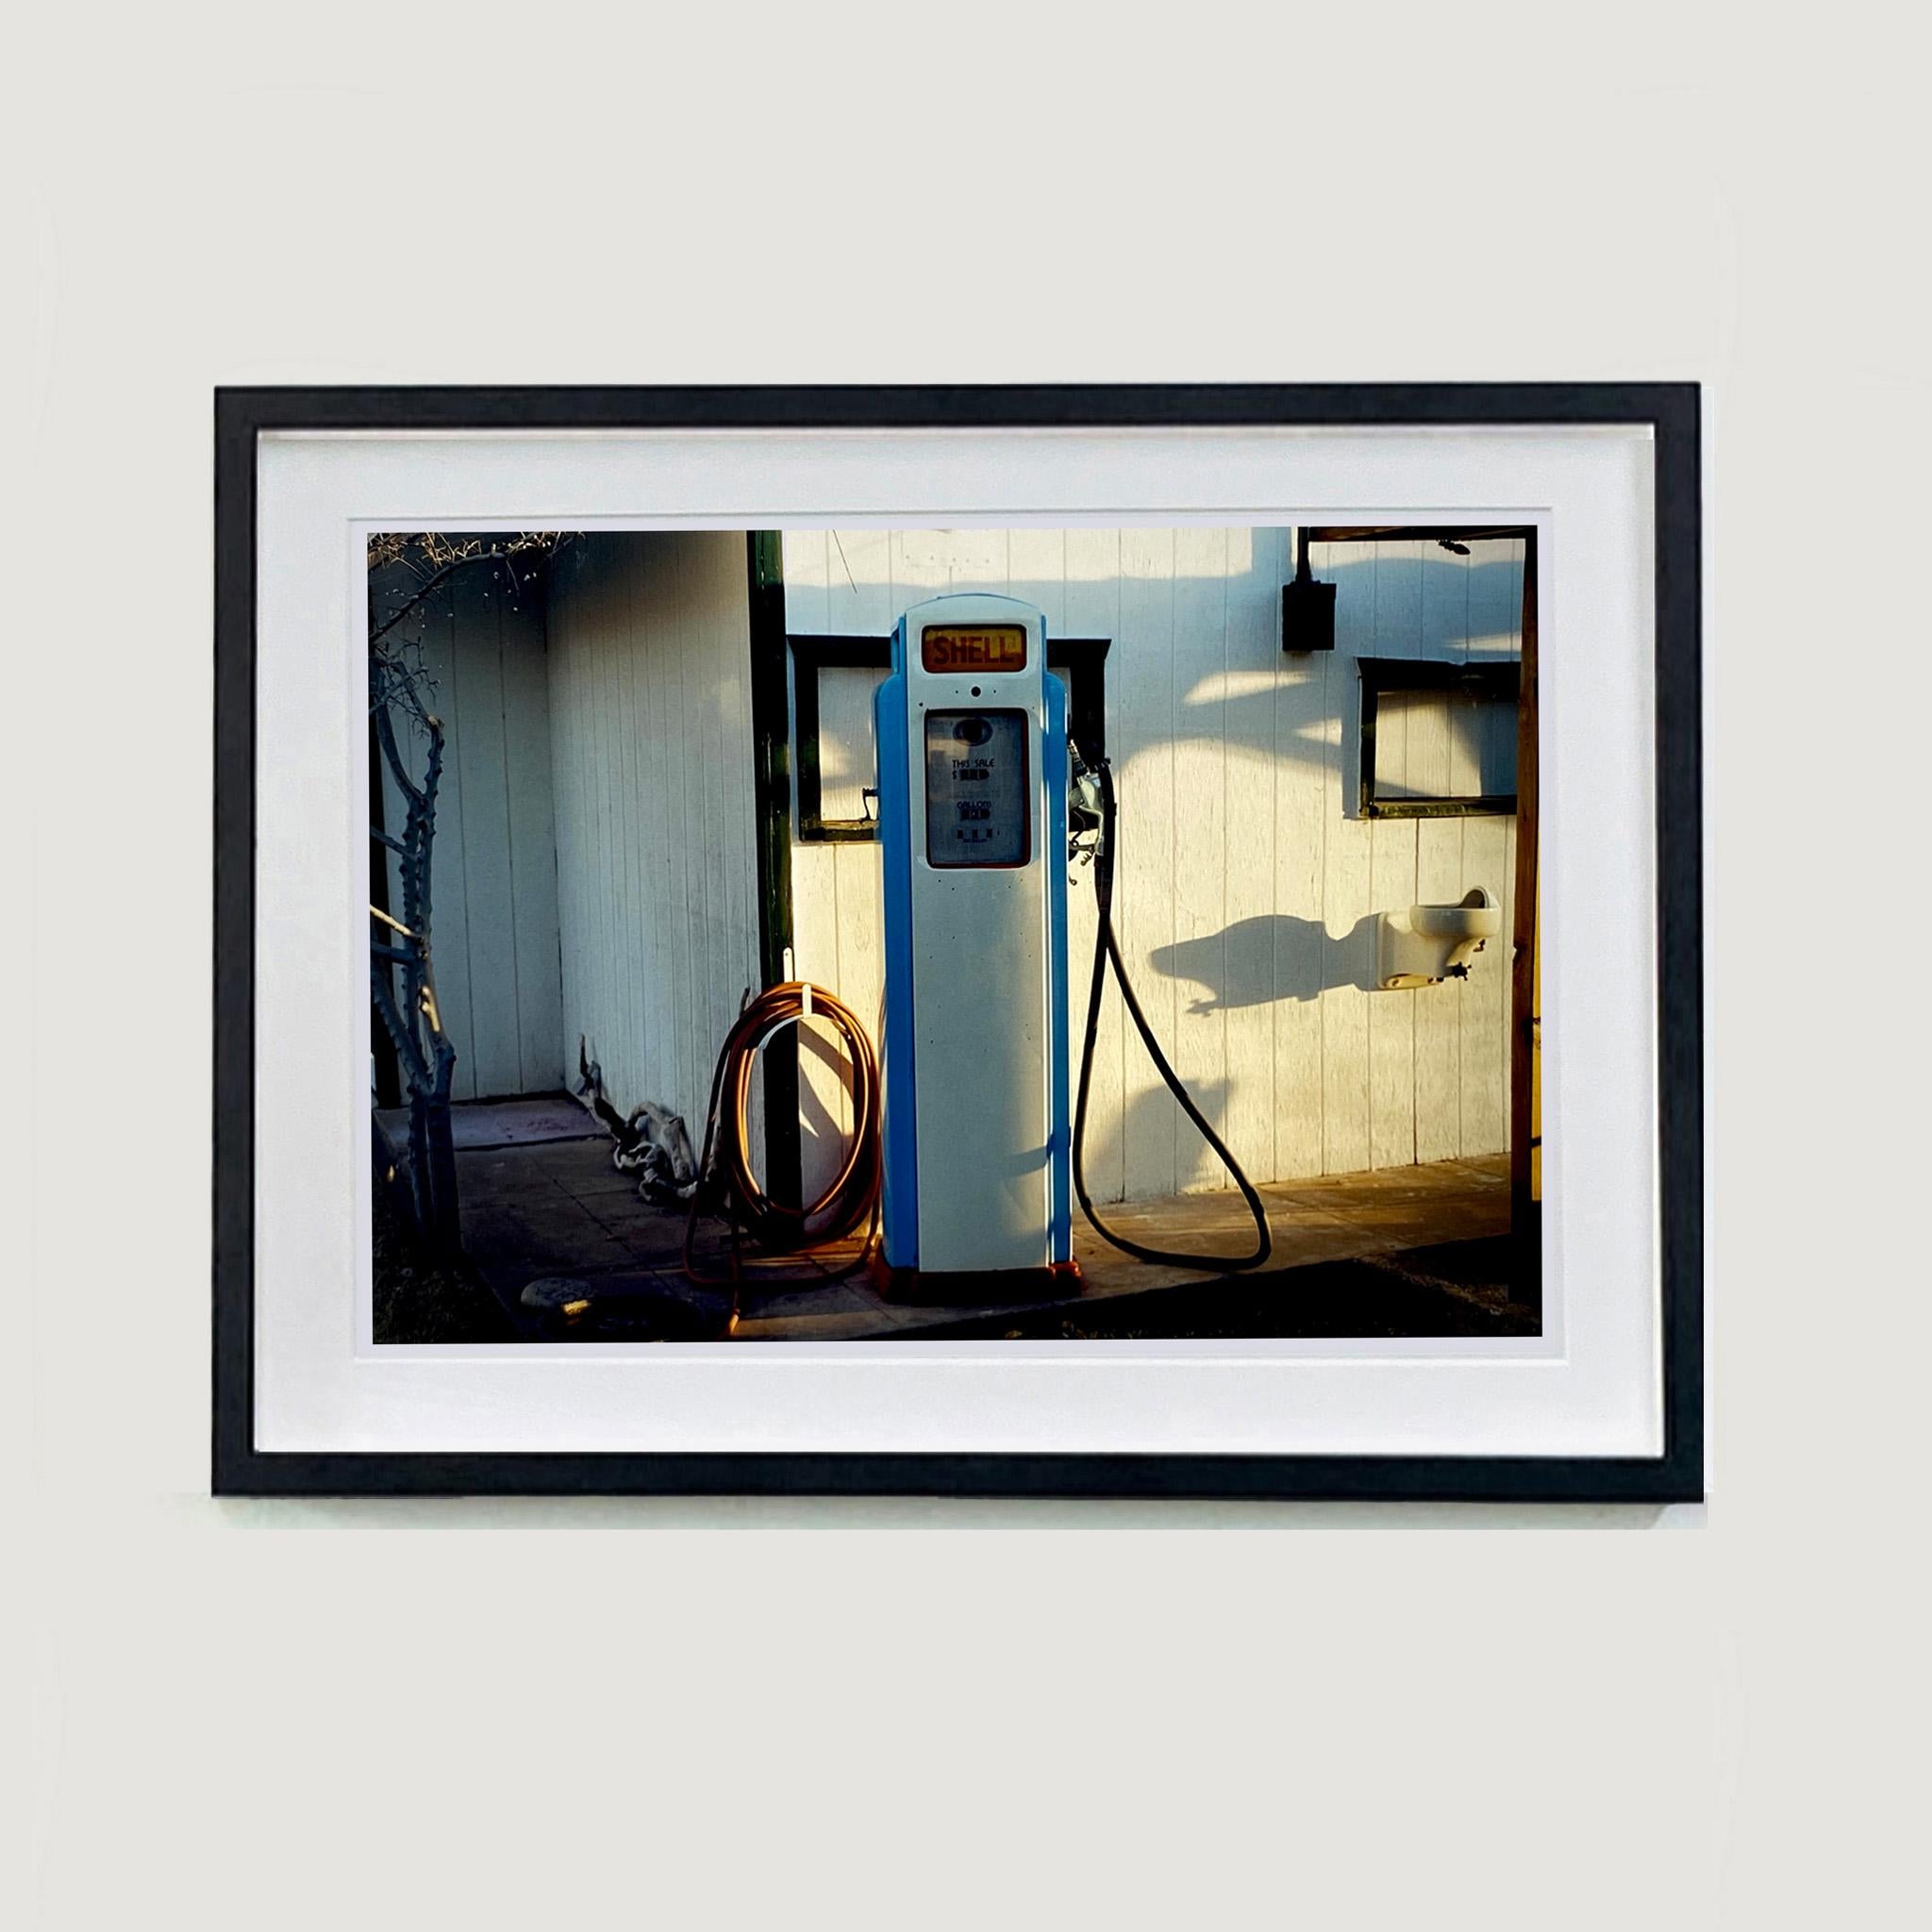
[924,709,1030,867]
[921,624,1028,675]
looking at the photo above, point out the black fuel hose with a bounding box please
[1072,759,1274,1272]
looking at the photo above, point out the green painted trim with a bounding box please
[1359,795,1518,821]
[790,634,882,841]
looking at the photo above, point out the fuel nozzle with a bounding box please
[1068,741,1107,868]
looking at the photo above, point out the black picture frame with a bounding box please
[215,383,1702,1502]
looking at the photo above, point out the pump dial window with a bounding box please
[921,624,1027,675]
[924,710,1029,868]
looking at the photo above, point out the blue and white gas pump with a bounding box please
[872,594,1075,1287]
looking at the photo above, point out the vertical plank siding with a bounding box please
[1061,529,1126,1206]
[372,558,563,1103]
[1117,526,1181,1203]
[545,533,761,1139]
[1319,552,1374,1178]
[1270,526,1325,1182]
[1364,540,1418,1171]
[1221,529,1280,1189]
[785,528,1523,1204]
[782,531,861,1194]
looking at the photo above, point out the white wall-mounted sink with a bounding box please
[1377,889,1501,989]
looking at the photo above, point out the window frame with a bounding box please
[1357,655,1522,820]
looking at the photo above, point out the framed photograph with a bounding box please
[214,384,1702,1500]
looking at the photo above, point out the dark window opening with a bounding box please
[1358,657,1520,819]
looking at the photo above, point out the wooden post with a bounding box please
[746,533,802,1208]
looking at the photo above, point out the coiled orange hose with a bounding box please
[682,982,881,1298]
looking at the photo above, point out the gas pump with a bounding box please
[873,594,1075,1289]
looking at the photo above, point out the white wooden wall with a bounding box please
[373,558,563,1102]
[545,533,762,1138]
[784,528,1523,1204]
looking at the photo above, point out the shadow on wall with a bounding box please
[1076,1074,1237,1205]
[1150,913,1393,1009]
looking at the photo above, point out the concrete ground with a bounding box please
[419,1096,1524,1341]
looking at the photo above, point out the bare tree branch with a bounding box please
[365,531,575,1257]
